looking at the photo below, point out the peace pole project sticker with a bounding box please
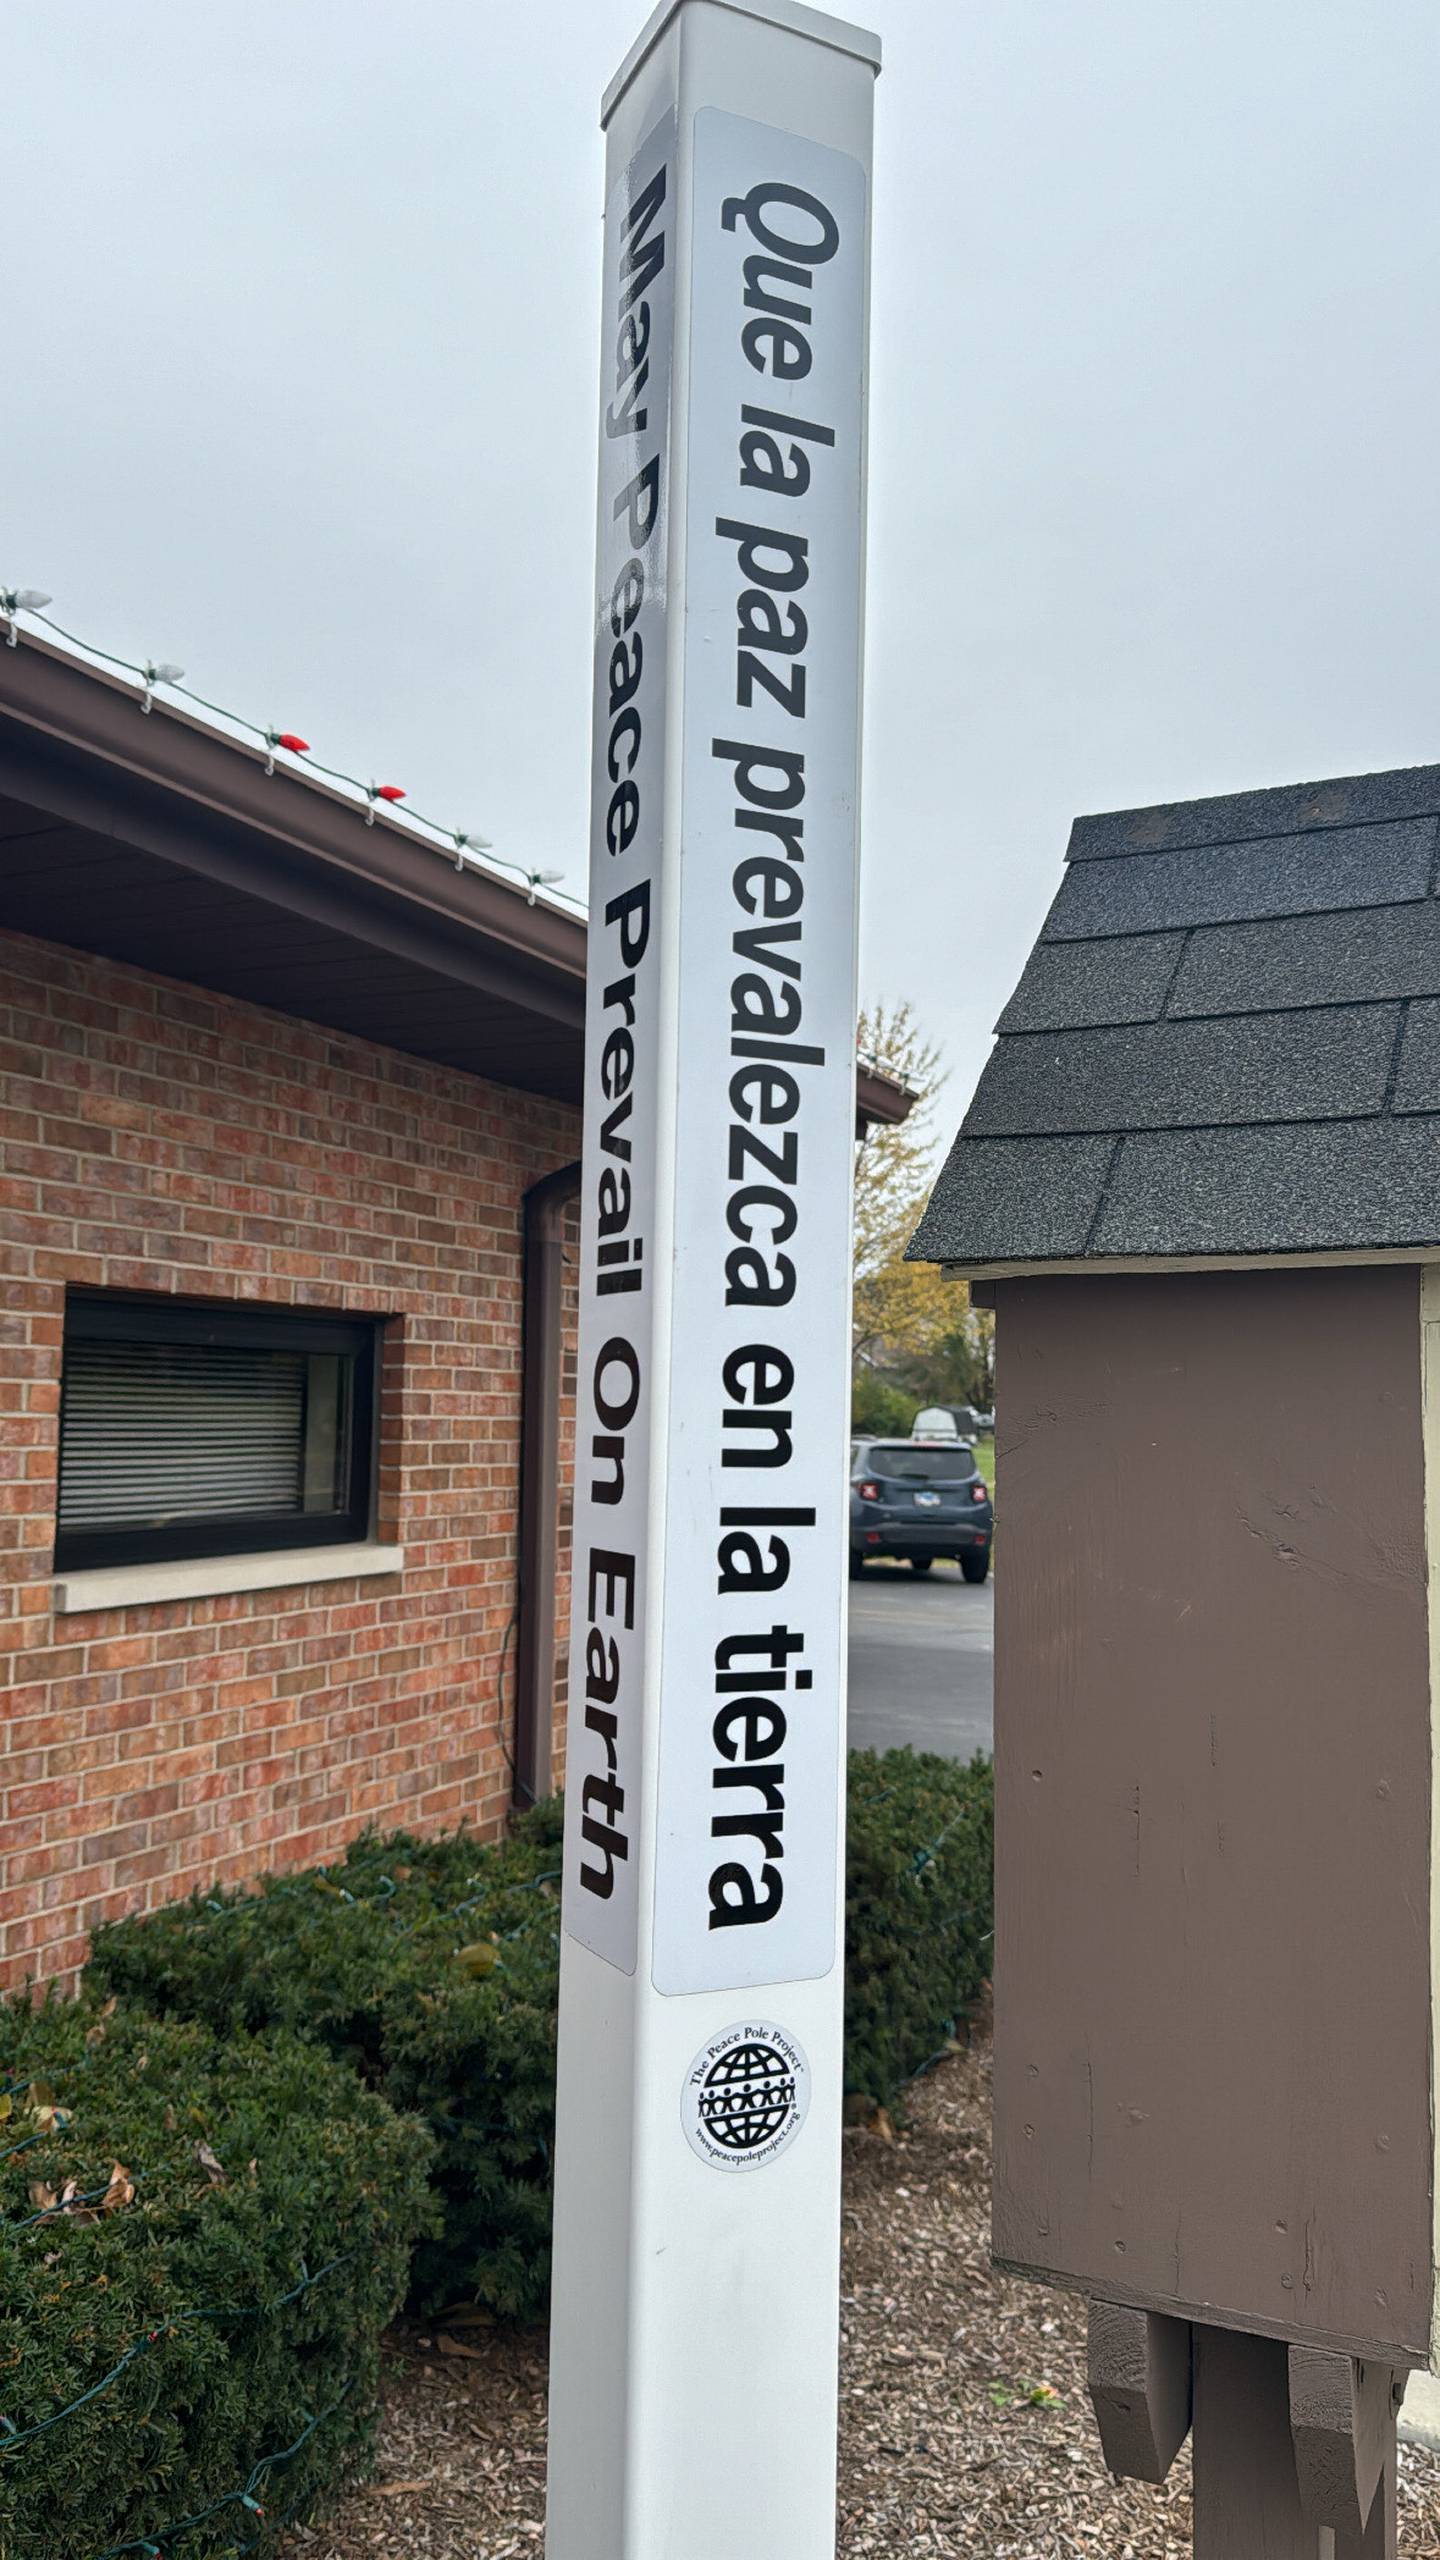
[681,2020,811,2172]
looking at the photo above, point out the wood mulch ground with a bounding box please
[285,2030,1440,2557]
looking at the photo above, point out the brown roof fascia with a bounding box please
[0,629,587,996]
[856,1064,915,1132]
[3,634,916,1123]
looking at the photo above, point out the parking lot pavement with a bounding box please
[845,1558,994,1762]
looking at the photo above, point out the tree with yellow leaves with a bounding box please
[853,1002,992,1418]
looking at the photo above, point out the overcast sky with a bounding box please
[7,0,1440,1129]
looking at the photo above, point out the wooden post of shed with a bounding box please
[910,761,1440,2557]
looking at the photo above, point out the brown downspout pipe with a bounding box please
[514,1159,582,1807]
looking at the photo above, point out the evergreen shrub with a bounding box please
[88,1760,992,2317]
[843,1747,994,2107]
[0,1996,433,2560]
[89,1805,564,2323]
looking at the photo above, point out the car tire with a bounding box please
[910,1556,933,1574]
[961,1549,990,1584]
[848,1552,865,1579]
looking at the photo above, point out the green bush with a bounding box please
[89,1806,563,2324]
[849,1372,917,1437]
[0,1997,433,2560]
[844,1748,994,2108]
[89,1762,992,2319]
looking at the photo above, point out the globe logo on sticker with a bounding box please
[681,2021,810,2172]
[701,2043,794,2151]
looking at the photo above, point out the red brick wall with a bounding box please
[0,928,581,1990]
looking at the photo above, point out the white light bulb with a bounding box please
[0,586,51,644]
[139,659,184,714]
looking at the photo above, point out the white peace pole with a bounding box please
[546,4,877,2550]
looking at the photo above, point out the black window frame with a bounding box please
[54,1293,379,1573]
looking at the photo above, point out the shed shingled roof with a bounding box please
[908,762,1440,1268]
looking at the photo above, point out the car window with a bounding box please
[867,1443,979,1483]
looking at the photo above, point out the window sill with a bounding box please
[53,1543,405,1617]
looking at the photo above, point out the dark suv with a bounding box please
[849,1437,992,1582]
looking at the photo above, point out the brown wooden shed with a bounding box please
[911,761,1440,2554]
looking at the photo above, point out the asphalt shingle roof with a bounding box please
[910,763,1440,1268]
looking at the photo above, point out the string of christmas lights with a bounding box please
[0,2250,361,2457]
[0,588,917,1091]
[195,1856,562,1946]
[0,2131,47,2168]
[10,2169,145,2234]
[90,2386,351,2560]
[0,586,584,916]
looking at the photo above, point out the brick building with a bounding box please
[0,628,905,1986]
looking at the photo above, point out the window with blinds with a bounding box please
[55,1297,378,1570]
